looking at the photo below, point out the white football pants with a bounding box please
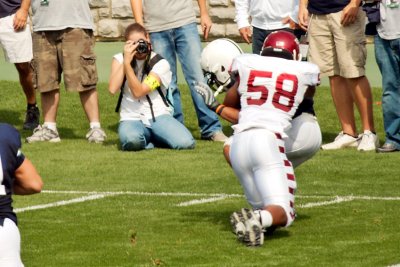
[0,218,24,267]
[230,129,296,227]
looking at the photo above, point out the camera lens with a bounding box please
[136,40,149,54]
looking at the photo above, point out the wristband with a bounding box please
[143,74,161,91]
[216,104,225,115]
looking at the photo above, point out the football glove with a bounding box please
[195,82,220,111]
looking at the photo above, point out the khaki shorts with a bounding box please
[32,28,98,92]
[308,9,367,78]
[0,14,32,63]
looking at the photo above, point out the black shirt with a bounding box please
[0,0,21,18]
[0,123,25,226]
[308,0,350,15]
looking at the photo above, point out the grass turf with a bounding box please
[1,78,400,266]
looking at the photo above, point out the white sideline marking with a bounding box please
[15,190,400,213]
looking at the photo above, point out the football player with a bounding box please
[0,123,43,266]
[197,31,320,246]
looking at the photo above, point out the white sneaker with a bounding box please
[202,131,228,142]
[26,125,61,143]
[357,130,379,151]
[86,127,106,143]
[321,131,359,150]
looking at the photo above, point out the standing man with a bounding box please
[0,0,39,130]
[130,0,228,142]
[375,0,400,152]
[234,0,300,54]
[299,0,379,151]
[26,0,106,143]
[0,123,43,266]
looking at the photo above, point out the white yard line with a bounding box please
[15,193,119,213]
[15,190,400,212]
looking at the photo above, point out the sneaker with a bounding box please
[229,209,248,241]
[206,131,228,142]
[86,127,106,143]
[23,106,40,130]
[357,130,379,151]
[321,131,359,150]
[376,142,400,153]
[243,209,264,247]
[26,125,61,143]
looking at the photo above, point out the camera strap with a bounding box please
[115,53,166,113]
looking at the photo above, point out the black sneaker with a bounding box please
[23,106,40,130]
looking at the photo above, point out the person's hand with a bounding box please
[239,27,252,44]
[282,16,300,30]
[200,14,212,40]
[13,8,28,31]
[195,82,220,111]
[298,5,309,31]
[341,1,359,26]
[123,41,137,64]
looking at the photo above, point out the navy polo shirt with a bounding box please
[308,0,351,15]
[0,0,21,18]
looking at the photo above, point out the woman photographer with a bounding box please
[109,23,195,151]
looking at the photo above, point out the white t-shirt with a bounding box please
[113,52,173,124]
[231,54,320,137]
[377,3,400,40]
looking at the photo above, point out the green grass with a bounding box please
[1,78,400,267]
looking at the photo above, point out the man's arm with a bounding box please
[13,0,31,31]
[298,0,309,30]
[130,0,144,25]
[13,158,43,195]
[234,0,252,44]
[197,0,212,40]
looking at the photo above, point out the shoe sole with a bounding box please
[26,137,61,143]
[230,211,246,241]
[244,222,264,246]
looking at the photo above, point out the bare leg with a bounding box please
[79,89,100,123]
[329,75,357,136]
[15,62,36,105]
[346,76,375,132]
[41,90,60,123]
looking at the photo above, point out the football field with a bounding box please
[1,42,400,266]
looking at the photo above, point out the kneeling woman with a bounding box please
[109,23,195,151]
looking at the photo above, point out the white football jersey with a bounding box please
[231,54,320,137]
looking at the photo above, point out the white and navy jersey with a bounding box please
[231,54,320,137]
[0,123,25,226]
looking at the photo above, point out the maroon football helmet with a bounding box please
[261,31,300,60]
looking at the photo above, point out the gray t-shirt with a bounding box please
[31,0,93,31]
[377,5,400,40]
[143,0,196,32]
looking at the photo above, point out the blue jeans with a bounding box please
[374,35,400,149]
[118,115,195,151]
[150,22,222,138]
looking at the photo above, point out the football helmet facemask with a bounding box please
[261,31,300,61]
[201,38,243,93]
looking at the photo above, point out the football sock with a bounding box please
[259,210,273,228]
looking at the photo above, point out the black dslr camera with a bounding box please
[136,39,149,54]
